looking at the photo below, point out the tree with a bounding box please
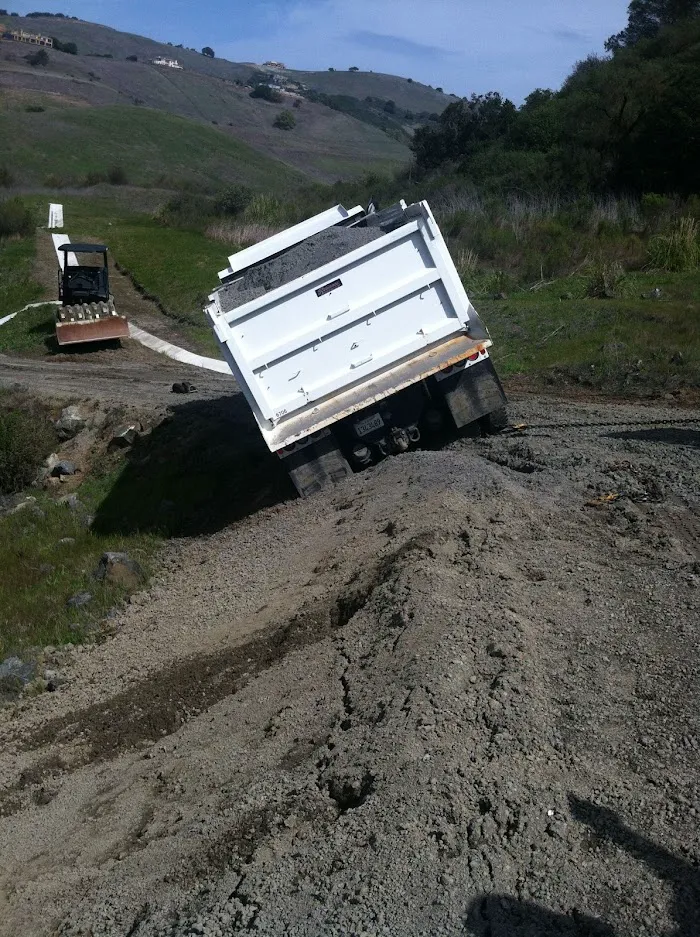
[349,65,359,72]
[273,109,296,130]
[436,87,443,93]
[126,54,138,62]
[328,67,335,71]
[383,99,396,114]
[214,184,253,216]
[25,48,49,67]
[606,0,700,50]
[201,46,215,58]
[250,84,282,103]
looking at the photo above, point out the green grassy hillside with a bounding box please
[0,50,409,181]
[0,96,305,191]
[287,69,454,114]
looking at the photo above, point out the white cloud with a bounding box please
[217,0,629,100]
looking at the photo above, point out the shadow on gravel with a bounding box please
[93,393,295,537]
[465,795,699,937]
[605,427,700,448]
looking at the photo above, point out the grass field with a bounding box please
[0,237,44,322]
[481,271,700,395]
[0,102,305,192]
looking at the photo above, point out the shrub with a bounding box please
[214,184,253,217]
[25,104,45,113]
[587,258,626,298]
[648,217,700,271]
[250,84,282,103]
[156,192,215,230]
[126,54,138,62]
[0,166,13,187]
[273,110,296,130]
[0,198,34,238]
[243,193,287,225]
[0,408,56,495]
[107,165,128,185]
[202,46,215,58]
[25,48,49,67]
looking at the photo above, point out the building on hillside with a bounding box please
[152,56,183,69]
[1,28,53,47]
[263,60,286,69]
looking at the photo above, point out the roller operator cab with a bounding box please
[205,200,507,497]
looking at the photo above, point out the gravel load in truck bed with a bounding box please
[217,225,385,313]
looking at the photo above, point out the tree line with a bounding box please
[412,0,700,195]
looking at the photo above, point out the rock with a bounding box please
[110,422,141,448]
[55,405,86,440]
[172,381,197,394]
[0,656,37,698]
[67,592,93,609]
[58,537,75,545]
[51,461,78,478]
[39,563,55,576]
[670,351,684,365]
[59,494,84,512]
[494,292,508,301]
[641,287,662,300]
[94,552,145,589]
[45,453,60,471]
[8,496,37,516]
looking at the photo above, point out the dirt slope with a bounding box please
[0,393,698,936]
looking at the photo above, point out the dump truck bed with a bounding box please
[206,201,491,452]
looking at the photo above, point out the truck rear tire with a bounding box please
[283,433,352,498]
[479,406,509,435]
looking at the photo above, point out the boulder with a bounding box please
[67,592,93,609]
[55,405,86,440]
[0,656,37,699]
[110,422,141,448]
[172,381,197,394]
[58,494,84,511]
[51,461,78,478]
[94,552,145,589]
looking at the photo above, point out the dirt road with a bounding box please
[0,393,699,937]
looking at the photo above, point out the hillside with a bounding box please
[1,14,454,113]
[0,92,305,191]
[0,16,412,182]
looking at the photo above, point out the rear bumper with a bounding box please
[260,333,492,452]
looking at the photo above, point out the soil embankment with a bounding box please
[0,391,698,936]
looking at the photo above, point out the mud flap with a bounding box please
[439,358,507,430]
[283,433,352,498]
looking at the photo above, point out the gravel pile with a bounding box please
[218,225,384,313]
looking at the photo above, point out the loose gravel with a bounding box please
[0,394,698,937]
[217,226,384,312]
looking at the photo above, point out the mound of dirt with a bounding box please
[0,395,698,937]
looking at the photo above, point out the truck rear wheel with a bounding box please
[479,406,508,435]
[283,432,352,498]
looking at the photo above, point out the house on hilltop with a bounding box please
[152,56,183,69]
[263,60,286,69]
[1,27,53,47]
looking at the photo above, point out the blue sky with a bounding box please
[16,0,630,101]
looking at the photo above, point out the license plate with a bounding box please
[354,413,384,437]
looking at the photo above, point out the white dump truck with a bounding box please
[205,200,507,496]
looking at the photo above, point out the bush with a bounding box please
[0,166,13,187]
[202,46,215,58]
[126,54,138,62]
[0,198,34,238]
[107,165,128,185]
[243,193,288,225]
[0,408,56,495]
[648,217,700,271]
[25,48,49,67]
[25,104,45,113]
[155,192,215,230]
[250,84,282,103]
[214,184,253,217]
[273,110,296,130]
